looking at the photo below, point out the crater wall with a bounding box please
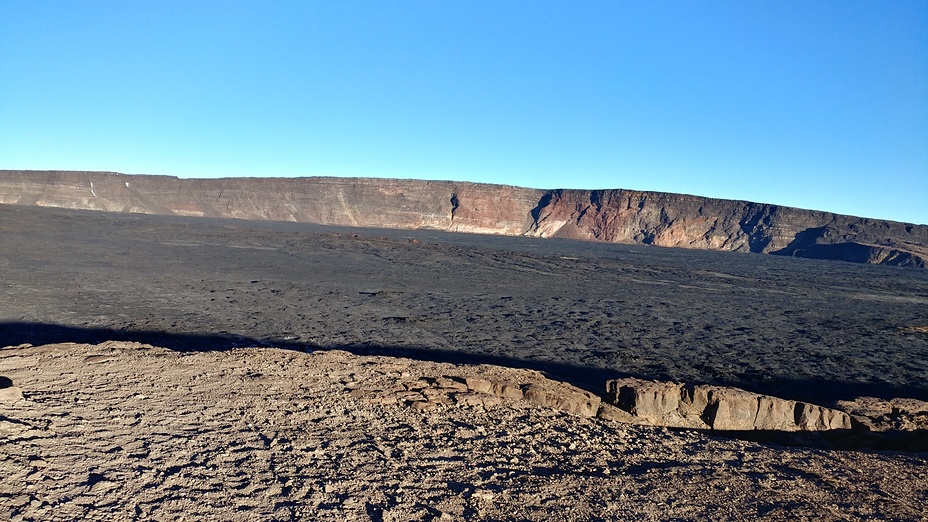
[1,170,925,267]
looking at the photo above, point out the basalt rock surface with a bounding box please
[1,170,926,266]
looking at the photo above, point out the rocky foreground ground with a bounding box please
[2,342,926,521]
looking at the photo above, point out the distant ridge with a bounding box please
[1,170,925,267]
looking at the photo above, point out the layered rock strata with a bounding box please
[528,189,928,267]
[0,170,541,236]
[1,170,925,266]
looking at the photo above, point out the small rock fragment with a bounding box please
[0,386,24,403]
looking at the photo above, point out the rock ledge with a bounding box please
[606,378,852,432]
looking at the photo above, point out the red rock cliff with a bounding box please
[524,189,928,266]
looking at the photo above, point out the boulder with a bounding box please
[608,379,706,428]
[522,384,601,418]
[0,386,24,404]
[754,395,800,431]
[705,387,762,431]
[795,403,852,431]
[464,377,523,400]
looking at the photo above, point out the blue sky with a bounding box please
[1,1,926,224]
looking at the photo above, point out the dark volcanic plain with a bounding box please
[3,204,928,521]
[2,203,926,405]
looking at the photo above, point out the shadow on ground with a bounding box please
[0,321,622,392]
[2,321,926,452]
[3,321,926,402]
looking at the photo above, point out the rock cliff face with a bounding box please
[1,170,925,267]
[525,189,928,266]
[0,170,543,236]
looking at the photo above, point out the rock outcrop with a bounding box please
[359,372,602,417]
[836,396,928,433]
[606,378,852,432]
[1,170,925,267]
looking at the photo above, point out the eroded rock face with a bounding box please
[606,378,852,432]
[524,190,928,266]
[1,170,925,267]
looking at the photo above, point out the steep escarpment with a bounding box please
[526,189,928,267]
[1,170,925,266]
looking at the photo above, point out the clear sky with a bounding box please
[1,1,926,224]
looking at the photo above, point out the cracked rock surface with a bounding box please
[2,342,927,521]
